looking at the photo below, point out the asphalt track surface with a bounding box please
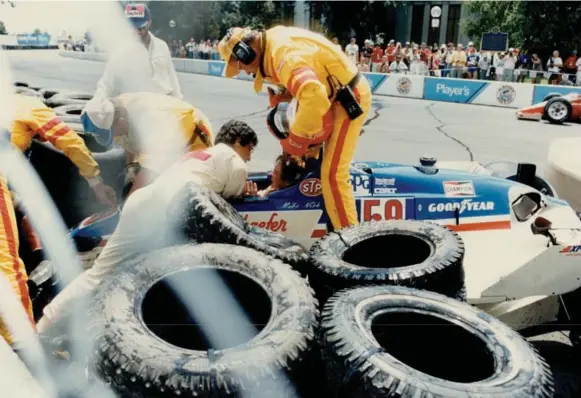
[6,50,581,396]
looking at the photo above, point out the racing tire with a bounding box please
[38,88,61,100]
[543,94,561,102]
[543,97,572,124]
[170,182,310,276]
[14,87,44,99]
[45,92,92,107]
[321,285,554,398]
[52,104,84,121]
[308,220,465,302]
[88,243,319,398]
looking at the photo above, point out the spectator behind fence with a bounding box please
[371,42,384,72]
[478,51,491,80]
[332,37,342,51]
[466,42,479,79]
[529,53,543,84]
[450,44,467,78]
[515,49,529,83]
[564,50,578,84]
[345,37,358,65]
[389,54,408,73]
[547,50,563,85]
[501,48,516,82]
[186,38,195,59]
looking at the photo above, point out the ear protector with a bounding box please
[228,28,257,65]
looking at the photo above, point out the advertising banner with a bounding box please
[362,73,388,93]
[208,61,225,77]
[374,74,424,99]
[532,85,581,104]
[424,77,489,104]
[469,81,535,109]
[16,33,51,47]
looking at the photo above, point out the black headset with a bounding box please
[227,28,257,65]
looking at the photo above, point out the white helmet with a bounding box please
[266,98,298,140]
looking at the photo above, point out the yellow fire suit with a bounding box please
[10,94,100,180]
[0,174,35,346]
[253,26,372,230]
[111,93,214,173]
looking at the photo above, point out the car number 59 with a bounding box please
[361,198,405,222]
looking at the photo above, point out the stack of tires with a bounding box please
[78,184,555,397]
[308,220,554,397]
[12,82,126,228]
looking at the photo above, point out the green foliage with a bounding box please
[310,1,402,43]
[464,1,581,57]
[0,21,6,35]
[145,1,294,42]
[33,28,42,36]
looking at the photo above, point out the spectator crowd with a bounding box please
[168,37,221,60]
[162,34,581,86]
[338,37,581,86]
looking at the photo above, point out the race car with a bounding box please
[517,92,581,124]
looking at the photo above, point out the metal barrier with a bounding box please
[58,50,581,109]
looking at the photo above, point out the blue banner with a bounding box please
[362,73,388,92]
[532,85,581,104]
[16,33,51,47]
[208,61,225,77]
[424,78,489,103]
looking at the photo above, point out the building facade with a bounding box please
[395,1,472,46]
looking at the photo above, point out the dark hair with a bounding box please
[277,155,308,186]
[215,120,258,147]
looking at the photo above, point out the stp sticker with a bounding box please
[299,178,322,197]
[559,245,581,255]
[443,181,475,197]
[360,198,406,222]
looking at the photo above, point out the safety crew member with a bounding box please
[81,92,214,197]
[10,94,117,206]
[0,173,35,349]
[218,26,372,230]
[93,3,183,100]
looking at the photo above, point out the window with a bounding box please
[446,4,461,44]
[410,4,424,44]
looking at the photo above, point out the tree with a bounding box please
[309,1,402,44]
[0,21,6,35]
[33,28,42,36]
[463,1,581,58]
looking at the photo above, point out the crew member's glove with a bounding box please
[267,87,293,108]
[281,134,309,157]
[88,176,117,206]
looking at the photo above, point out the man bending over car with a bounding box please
[11,94,117,206]
[37,120,258,333]
[81,92,214,198]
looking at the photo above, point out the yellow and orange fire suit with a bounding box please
[0,174,35,346]
[10,94,101,180]
[109,93,214,194]
[253,26,372,230]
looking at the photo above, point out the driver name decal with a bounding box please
[360,198,406,222]
[299,178,322,197]
[243,213,288,232]
[428,200,494,214]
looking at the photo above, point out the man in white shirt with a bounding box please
[93,3,183,100]
[389,54,408,73]
[547,50,563,85]
[36,120,258,332]
[345,38,359,65]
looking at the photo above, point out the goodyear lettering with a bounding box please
[436,83,470,97]
[428,200,494,213]
[243,213,288,232]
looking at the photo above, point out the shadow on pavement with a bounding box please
[530,339,581,398]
